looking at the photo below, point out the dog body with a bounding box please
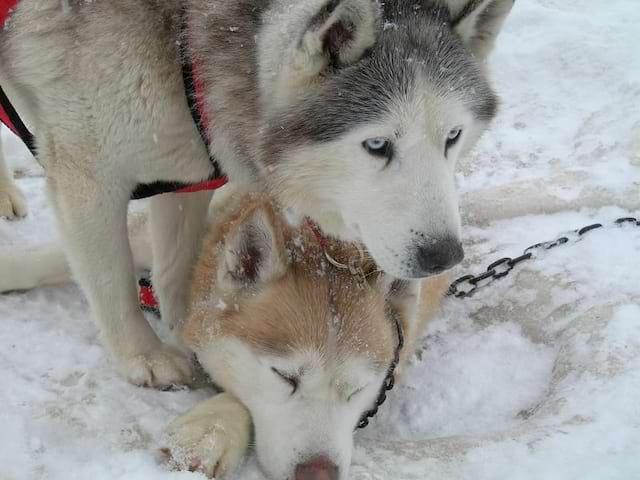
[0,189,449,479]
[0,0,513,385]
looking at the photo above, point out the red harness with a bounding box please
[0,0,33,145]
[0,0,17,25]
[171,37,227,194]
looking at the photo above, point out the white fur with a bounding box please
[164,393,251,478]
[259,0,381,114]
[149,191,213,335]
[0,0,512,389]
[455,0,516,59]
[0,197,388,479]
[273,85,484,278]
[0,131,28,219]
[197,339,385,480]
[0,211,153,293]
[257,0,513,279]
[1,1,213,387]
[0,244,69,292]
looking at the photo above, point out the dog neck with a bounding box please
[285,204,360,244]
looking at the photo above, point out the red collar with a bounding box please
[305,218,330,249]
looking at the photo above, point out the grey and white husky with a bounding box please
[0,0,514,386]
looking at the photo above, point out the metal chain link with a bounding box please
[356,309,404,430]
[448,217,640,299]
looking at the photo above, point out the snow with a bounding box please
[1,0,639,479]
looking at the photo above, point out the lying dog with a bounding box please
[0,0,513,386]
[0,188,449,479]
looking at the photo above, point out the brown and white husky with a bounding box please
[0,188,449,480]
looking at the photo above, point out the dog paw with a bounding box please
[0,185,28,220]
[162,394,251,478]
[122,345,194,389]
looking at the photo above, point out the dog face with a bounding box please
[184,195,398,480]
[258,0,514,278]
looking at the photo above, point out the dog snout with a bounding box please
[295,456,339,480]
[415,236,464,276]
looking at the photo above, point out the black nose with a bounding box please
[415,236,464,276]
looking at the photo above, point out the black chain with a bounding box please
[349,217,637,430]
[448,217,640,299]
[356,310,404,430]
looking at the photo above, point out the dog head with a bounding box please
[184,193,412,480]
[258,0,514,278]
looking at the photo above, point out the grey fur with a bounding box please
[264,2,498,159]
[0,0,513,386]
[0,0,507,185]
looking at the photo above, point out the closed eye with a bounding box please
[271,367,299,395]
[347,386,365,402]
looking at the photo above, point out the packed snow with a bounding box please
[1,1,639,479]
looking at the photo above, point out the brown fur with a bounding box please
[183,192,448,378]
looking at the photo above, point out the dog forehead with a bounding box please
[376,11,497,122]
[264,8,494,158]
[218,266,396,365]
[271,348,384,385]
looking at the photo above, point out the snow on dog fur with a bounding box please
[0,188,450,479]
[169,192,449,479]
[0,0,513,386]
[1,0,639,478]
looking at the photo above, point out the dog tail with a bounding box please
[0,211,152,293]
[0,243,71,292]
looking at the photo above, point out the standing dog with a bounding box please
[0,188,450,480]
[0,0,513,386]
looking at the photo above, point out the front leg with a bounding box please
[149,190,213,334]
[48,170,193,388]
[163,393,252,478]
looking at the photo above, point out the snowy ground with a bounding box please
[1,1,639,479]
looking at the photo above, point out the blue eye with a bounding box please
[363,138,393,163]
[445,127,463,155]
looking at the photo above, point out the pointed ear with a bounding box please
[218,206,287,291]
[451,0,515,60]
[297,0,381,74]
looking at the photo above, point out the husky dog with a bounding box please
[0,189,450,480]
[0,0,514,386]
[0,130,28,219]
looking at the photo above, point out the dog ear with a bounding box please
[298,0,381,73]
[219,206,287,290]
[450,0,515,60]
